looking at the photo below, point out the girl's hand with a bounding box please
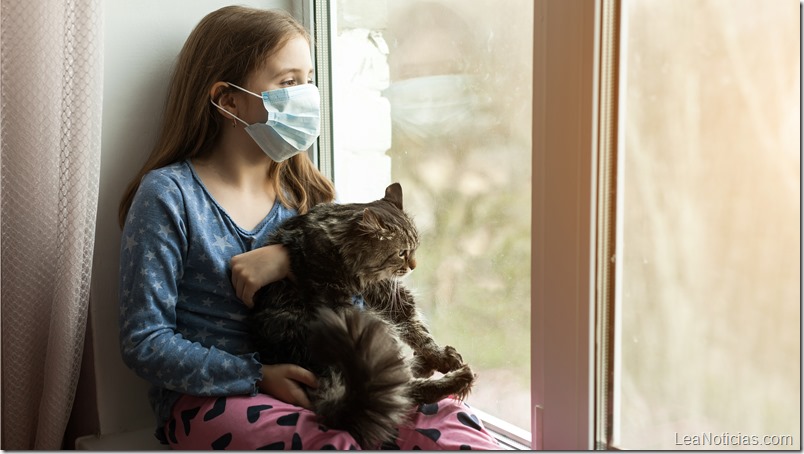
[230,244,291,307]
[258,364,318,409]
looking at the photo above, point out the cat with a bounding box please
[249,182,475,447]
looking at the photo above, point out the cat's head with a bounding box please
[348,183,420,282]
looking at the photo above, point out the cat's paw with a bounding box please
[407,364,477,404]
[438,345,465,373]
[447,364,476,401]
[410,345,468,377]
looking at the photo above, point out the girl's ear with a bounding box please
[210,81,238,120]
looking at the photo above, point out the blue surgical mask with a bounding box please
[211,82,321,162]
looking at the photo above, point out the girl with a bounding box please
[118,5,499,450]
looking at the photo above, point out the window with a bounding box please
[612,0,800,449]
[317,0,533,439]
[532,0,799,450]
[312,0,799,449]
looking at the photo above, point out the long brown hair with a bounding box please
[118,6,334,228]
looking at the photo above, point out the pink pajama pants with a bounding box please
[165,393,500,450]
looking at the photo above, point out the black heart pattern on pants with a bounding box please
[204,397,227,421]
[247,404,274,423]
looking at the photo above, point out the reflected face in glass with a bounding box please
[383,74,479,144]
[385,1,475,82]
[388,28,465,80]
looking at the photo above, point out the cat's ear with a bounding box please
[359,208,386,233]
[384,183,403,210]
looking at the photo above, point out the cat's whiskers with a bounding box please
[388,279,398,315]
[391,278,403,316]
[375,280,396,318]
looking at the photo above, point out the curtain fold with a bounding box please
[0,0,103,449]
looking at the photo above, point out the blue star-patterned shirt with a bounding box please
[118,160,297,432]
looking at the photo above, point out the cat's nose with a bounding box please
[409,257,417,270]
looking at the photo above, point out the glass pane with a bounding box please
[616,0,800,449]
[330,0,532,431]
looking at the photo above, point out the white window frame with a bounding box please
[532,0,619,450]
[531,0,595,448]
[299,0,335,178]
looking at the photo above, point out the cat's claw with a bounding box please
[448,364,476,401]
[439,345,465,373]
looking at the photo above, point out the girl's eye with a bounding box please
[280,78,314,87]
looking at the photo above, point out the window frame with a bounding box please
[532,0,620,450]
[531,0,595,449]
[300,0,335,180]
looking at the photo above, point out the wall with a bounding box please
[85,0,296,437]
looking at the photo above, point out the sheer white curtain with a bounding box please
[0,0,103,449]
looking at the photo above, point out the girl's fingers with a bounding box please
[287,365,318,389]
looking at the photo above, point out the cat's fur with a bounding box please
[249,183,475,447]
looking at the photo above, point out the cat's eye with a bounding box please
[398,250,406,258]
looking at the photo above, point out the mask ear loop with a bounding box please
[210,98,249,128]
[226,81,262,98]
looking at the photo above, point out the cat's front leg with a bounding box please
[363,281,467,376]
[392,312,465,376]
[394,312,466,377]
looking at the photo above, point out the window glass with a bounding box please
[616,0,800,449]
[330,0,532,431]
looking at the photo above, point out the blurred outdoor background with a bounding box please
[331,0,533,431]
[617,0,800,449]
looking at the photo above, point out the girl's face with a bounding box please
[239,35,314,124]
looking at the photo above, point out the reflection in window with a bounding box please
[616,0,800,449]
[330,0,532,430]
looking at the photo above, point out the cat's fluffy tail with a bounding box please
[308,306,412,447]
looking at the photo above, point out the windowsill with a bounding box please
[474,407,532,450]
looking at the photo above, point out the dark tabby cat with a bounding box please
[249,183,475,446]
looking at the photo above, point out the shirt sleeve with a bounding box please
[118,172,262,397]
